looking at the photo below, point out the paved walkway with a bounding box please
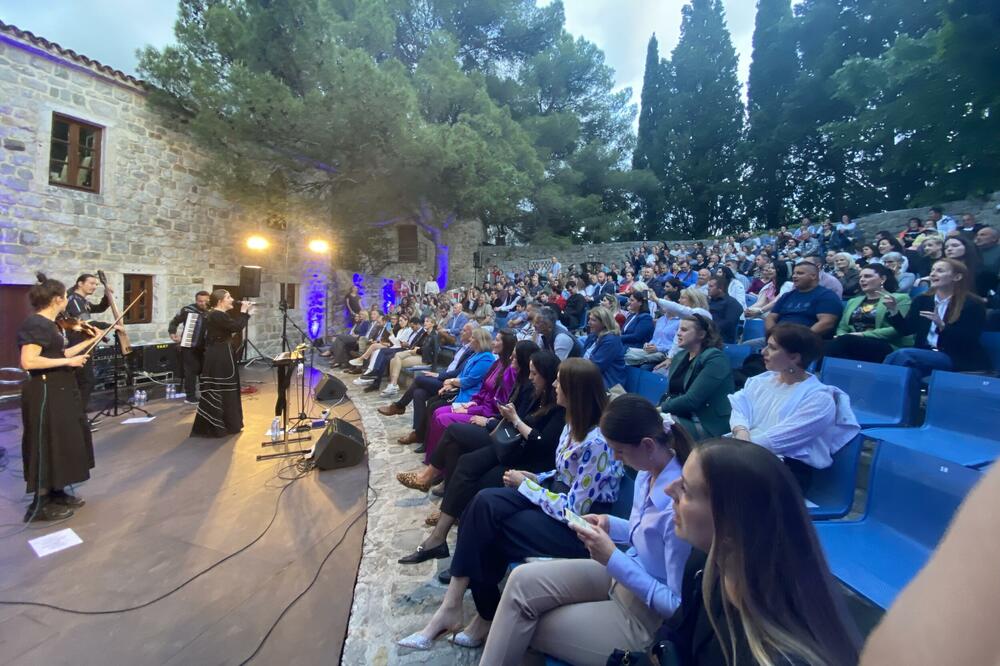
[342,375,482,666]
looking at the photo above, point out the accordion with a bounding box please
[179,312,204,349]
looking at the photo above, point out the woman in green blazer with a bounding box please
[824,264,914,364]
[659,313,735,440]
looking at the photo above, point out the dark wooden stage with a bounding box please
[0,366,368,665]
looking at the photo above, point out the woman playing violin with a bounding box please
[18,274,103,522]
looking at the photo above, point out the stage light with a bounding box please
[308,239,331,253]
[246,235,270,251]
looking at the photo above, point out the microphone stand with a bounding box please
[278,299,317,430]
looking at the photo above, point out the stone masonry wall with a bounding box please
[0,30,339,356]
[474,193,1000,276]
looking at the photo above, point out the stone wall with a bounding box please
[474,193,1000,276]
[0,27,341,356]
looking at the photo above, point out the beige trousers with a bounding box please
[388,350,424,381]
[479,558,662,666]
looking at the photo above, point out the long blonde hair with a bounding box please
[587,306,620,336]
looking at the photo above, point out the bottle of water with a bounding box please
[139,390,147,406]
[166,384,174,400]
[270,416,282,442]
[132,388,140,405]
[297,361,304,377]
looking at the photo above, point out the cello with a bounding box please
[97,270,134,355]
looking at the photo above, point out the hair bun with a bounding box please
[36,272,48,284]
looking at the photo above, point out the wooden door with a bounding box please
[0,285,32,394]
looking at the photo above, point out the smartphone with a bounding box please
[564,507,596,534]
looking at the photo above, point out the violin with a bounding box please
[57,316,102,338]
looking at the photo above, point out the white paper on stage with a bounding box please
[29,528,83,557]
[122,416,156,424]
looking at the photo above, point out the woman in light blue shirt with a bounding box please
[479,394,694,666]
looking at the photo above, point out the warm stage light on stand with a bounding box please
[246,235,270,251]
[307,239,330,254]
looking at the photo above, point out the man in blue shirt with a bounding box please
[766,261,842,339]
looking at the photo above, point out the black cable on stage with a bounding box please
[0,459,307,612]
[238,480,378,664]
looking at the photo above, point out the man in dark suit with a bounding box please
[378,322,477,443]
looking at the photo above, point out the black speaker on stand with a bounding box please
[237,265,269,366]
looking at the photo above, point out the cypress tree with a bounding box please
[745,0,797,228]
[655,0,745,237]
[634,34,661,171]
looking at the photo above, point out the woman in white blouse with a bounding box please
[728,323,859,491]
[480,395,694,665]
[397,358,623,651]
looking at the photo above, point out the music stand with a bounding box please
[95,343,150,418]
[257,351,313,462]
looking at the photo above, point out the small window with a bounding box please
[397,225,419,263]
[123,274,153,324]
[279,283,298,309]
[49,114,102,192]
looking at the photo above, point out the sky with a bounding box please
[0,0,758,105]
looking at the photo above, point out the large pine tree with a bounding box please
[654,0,745,237]
[745,0,797,228]
[632,34,666,238]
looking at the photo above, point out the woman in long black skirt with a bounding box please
[191,289,254,437]
[18,275,101,522]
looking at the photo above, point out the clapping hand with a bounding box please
[919,310,945,328]
[879,290,899,314]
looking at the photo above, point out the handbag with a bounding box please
[490,420,524,465]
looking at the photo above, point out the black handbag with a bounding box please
[490,420,524,464]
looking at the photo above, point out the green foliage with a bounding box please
[651,0,745,237]
[139,0,640,249]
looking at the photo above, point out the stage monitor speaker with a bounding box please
[239,265,262,298]
[142,342,178,374]
[311,418,366,470]
[314,371,347,402]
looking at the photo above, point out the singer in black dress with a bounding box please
[191,290,254,437]
[18,275,101,522]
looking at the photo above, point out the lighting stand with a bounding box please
[238,316,271,368]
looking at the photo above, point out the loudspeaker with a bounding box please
[141,343,178,374]
[311,418,366,470]
[473,250,482,268]
[239,265,262,298]
[314,371,347,402]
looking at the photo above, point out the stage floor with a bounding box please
[0,366,368,666]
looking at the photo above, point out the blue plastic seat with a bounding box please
[545,657,573,666]
[820,358,918,427]
[863,371,1000,468]
[722,344,752,370]
[981,331,1000,373]
[403,365,430,374]
[741,318,765,343]
[815,443,981,608]
[636,371,667,404]
[806,434,864,520]
[623,366,643,394]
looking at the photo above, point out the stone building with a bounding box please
[0,21,480,372]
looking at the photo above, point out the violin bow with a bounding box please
[78,291,146,357]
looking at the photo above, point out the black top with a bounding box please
[346,294,362,315]
[65,291,111,345]
[203,310,249,344]
[516,404,567,473]
[887,293,988,371]
[708,294,743,344]
[17,314,66,374]
[168,303,205,334]
[563,293,586,320]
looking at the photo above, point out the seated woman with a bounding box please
[660,314,734,439]
[379,316,437,397]
[601,293,626,326]
[745,260,792,319]
[396,347,561,561]
[620,290,655,349]
[729,323,860,491]
[407,326,497,448]
[883,258,989,378]
[824,264,914,364]
[833,252,862,298]
[581,306,627,390]
[397,358,623,650]
[480,395,695,665]
[345,312,398,375]
[663,439,861,666]
[414,329,517,466]
[881,251,917,293]
[396,334,523,493]
[944,235,990,296]
[652,287,712,373]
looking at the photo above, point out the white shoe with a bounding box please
[450,631,484,648]
[380,384,399,396]
[353,377,375,386]
[349,358,364,366]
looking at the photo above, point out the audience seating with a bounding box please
[819,358,918,427]
[815,443,981,609]
[722,343,752,370]
[805,434,864,520]
[981,331,1000,373]
[623,366,643,394]
[863,371,1000,468]
[741,318,765,342]
[636,371,667,404]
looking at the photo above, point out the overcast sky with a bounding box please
[0,0,757,105]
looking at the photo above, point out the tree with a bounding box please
[654,0,745,237]
[631,35,667,238]
[745,0,797,228]
[826,0,1000,205]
